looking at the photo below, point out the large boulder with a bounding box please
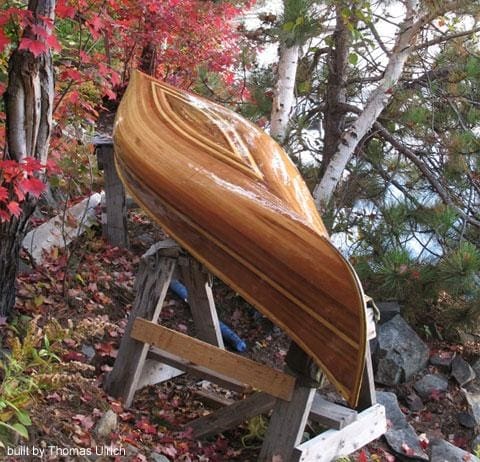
[374,315,429,385]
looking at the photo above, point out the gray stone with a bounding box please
[472,358,480,378]
[81,344,96,361]
[430,351,454,369]
[377,391,408,428]
[452,355,476,386]
[374,315,429,385]
[151,454,170,462]
[413,374,448,400]
[376,392,428,460]
[462,383,480,426]
[383,428,428,460]
[376,301,401,324]
[458,412,476,429]
[430,438,480,462]
[95,410,118,438]
[405,393,424,412]
[472,435,480,453]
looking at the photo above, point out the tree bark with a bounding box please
[270,43,299,143]
[0,0,55,317]
[313,0,423,211]
[320,2,351,178]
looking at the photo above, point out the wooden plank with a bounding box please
[309,395,357,430]
[180,258,224,347]
[259,383,316,462]
[292,404,386,462]
[187,392,276,439]
[131,319,296,401]
[147,347,248,393]
[104,254,176,407]
[97,144,129,248]
[192,389,235,409]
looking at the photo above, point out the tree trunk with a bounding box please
[320,3,351,178]
[270,43,299,143]
[0,0,55,317]
[313,0,422,211]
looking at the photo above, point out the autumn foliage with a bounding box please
[0,0,251,221]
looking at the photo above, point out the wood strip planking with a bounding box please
[132,318,296,401]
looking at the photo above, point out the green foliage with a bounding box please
[277,0,323,46]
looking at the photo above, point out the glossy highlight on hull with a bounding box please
[113,70,367,407]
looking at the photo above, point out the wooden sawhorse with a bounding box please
[105,240,386,461]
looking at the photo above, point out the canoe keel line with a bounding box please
[113,70,367,407]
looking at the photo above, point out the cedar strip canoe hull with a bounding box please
[113,71,367,406]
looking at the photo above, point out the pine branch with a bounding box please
[374,122,480,229]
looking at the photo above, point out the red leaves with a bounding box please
[135,420,157,435]
[19,177,46,198]
[358,449,369,462]
[56,0,76,19]
[0,30,9,52]
[7,201,21,217]
[0,158,46,221]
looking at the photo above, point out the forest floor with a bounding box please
[0,208,478,461]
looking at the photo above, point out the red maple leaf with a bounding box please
[19,37,47,57]
[56,0,76,19]
[19,177,45,198]
[45,33,62,52]
[7,201,21,217]
[0,186,8,203]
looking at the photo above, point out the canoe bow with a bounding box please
[113,70,367,407]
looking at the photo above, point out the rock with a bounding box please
[472,435,480,452]
[430,351,454,370]
[458,412,476,429]
[374,315,429,385]
[376,392,428,460]
[384,428,428,460]
[151,453,170,462]
[406,392,424,412]
[452,355,476,386]
[462,383,480,426]
[376,301,401,324]
[81,344,96,361]
[95,410,118,438]
[472,358,480,378]
[430,438,480,462]
[413,374,448,400]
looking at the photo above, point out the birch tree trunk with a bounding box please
[313,0,422,211]
[0,0,55,317]
[270,43,299,143]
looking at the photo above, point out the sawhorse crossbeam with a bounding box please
[105,240,386,461]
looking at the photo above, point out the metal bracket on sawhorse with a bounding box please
[105,240,386,461]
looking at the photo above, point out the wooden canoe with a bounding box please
[113,70,367,407]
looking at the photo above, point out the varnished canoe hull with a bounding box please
[113,71,367,406]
